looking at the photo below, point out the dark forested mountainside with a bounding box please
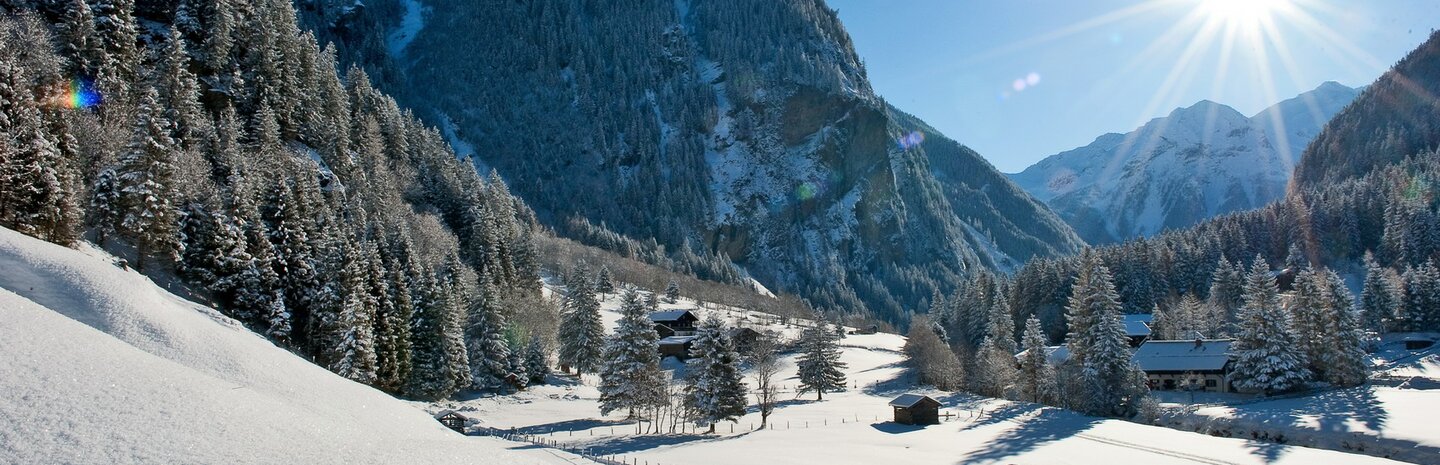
[295,0,1085,324]
[1294,30,1440,189]
[887,105,1084,262]
[0,0,548,401]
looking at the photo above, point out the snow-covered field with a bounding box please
[1157,343,1440,464]
[437,286,1412,465]
[0,227,594,465]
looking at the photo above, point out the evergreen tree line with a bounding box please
[907,248,1371,417]
[0,0,555,401]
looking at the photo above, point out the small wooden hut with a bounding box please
[889,394,941,425]
[726,327,763,353]
[1404,335,1436,350]
[434,410,468,434]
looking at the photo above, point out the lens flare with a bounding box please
[796,181,818,201]
[897,130,926,150]
[45,78,102,109]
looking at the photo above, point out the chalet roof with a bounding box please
[649,310,698,323]
[889,393,939,409]
[658,335,698,345]
[434,409,466,420]
[1015,345,1071,365]
[1131,339,1234,373]
[1123,314,1153,337]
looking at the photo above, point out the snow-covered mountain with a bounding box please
[1009,82,1360,244]
[300,0,1084,321]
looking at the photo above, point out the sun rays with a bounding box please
[978,0,1385,174]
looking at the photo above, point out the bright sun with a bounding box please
[1200,0,1289,27]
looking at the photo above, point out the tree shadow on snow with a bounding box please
[955,408,1101,464]
[869,422,926,434]
[1224,386,1388,464]
[860,370,922,397]
[578,433,740,455]
[1244,440,1291,464]
[513,418,634,435]
[958,401,1044,431]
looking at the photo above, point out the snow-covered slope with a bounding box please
[0,227,588,465]
[1010,82,1359,244]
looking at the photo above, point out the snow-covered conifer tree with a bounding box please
[1289,268,1329,373]
[1320,270,1368,387]
[664,279,681,303]
[466,271,512,390]
[1207,256,1245,337]
[1016,316,1056,404]
[558,273,604,375]
[595,265,615,298]
[598,289,665,417]
[1064,252,1148,417]
[524,335,550,385]
[113,86,183,270]
[1361,252,1401,333]
[1230,257,1311,395]
[0,53,78,245]
[683,317,747,433]
[796,323,848,401]
[973,296,1017,397]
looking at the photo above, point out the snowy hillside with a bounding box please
[0,227,592,465]
[431,282,1405,465]
[1010,82,1359,244]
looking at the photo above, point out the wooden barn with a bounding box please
[434,410,468,434]
[1404,335,1435,350]
[658,335,698,359]
[649,310,699,338]
[889,394,941,425]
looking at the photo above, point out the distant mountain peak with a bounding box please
[1010,85,1359,244]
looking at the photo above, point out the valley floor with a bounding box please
[428,290,1421,465]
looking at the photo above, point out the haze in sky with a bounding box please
[828,0,1440,173]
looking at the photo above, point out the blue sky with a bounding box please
[827,0,1440,173]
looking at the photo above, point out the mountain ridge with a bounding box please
[1010,82,1360,244]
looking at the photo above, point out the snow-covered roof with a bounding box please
[648,310,697,323]
[434,409,466,420]
[1131,340,1233,373]
[1016,345,1072,365]
[1123,314,1153,337]
[888,393,939,408]
[658,335,698,345]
